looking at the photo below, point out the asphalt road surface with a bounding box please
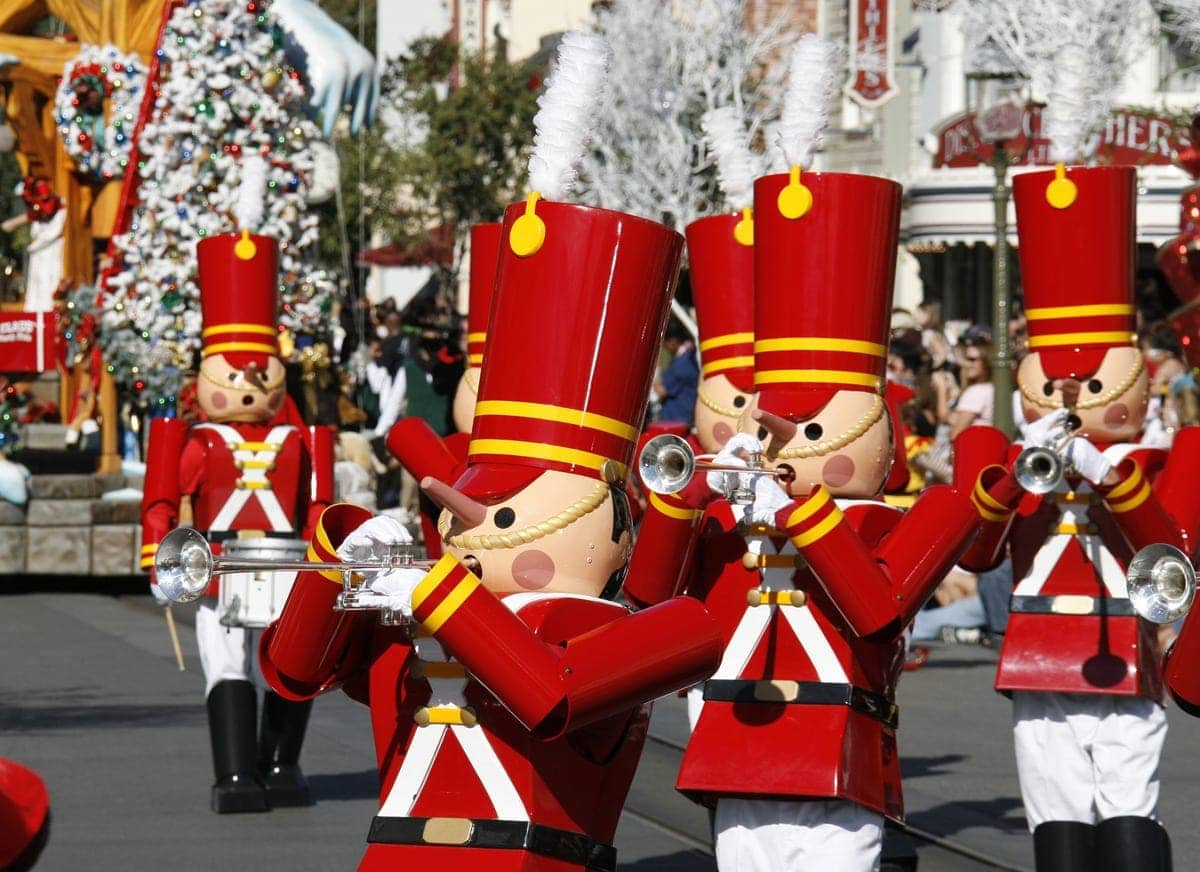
[3,586,1197,870]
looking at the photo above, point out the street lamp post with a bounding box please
[966,70,1030,437]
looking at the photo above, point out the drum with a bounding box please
[217,537,309,628]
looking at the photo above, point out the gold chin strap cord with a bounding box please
[440,481,610,551]
[697,385,745,419]
[774,394,886,460]
[1019,354,1144,411]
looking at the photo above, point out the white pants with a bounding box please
[714,797,882,872]
[195,598,267,697]
[1012,691,1166,830]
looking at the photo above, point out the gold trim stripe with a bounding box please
[649,492,701,522]
[1027,331,1136,349]
[141,543,158,554]
[474,400,637,442]
[468,354,483,366]
[202,323,278,338]
[699,332,755,352]
[306,544,344,583]
[422,576,480,634]
[971,494,1010,523]
[701,355,755,376]
[203,341,277,357]
[466,332,487,343]
[756,369,881,389]
[974,479,1010,513]
[412,554,462,611]
[469,438,627,479]
[1106,465,1143,501]
[755,337,886,357]
[785,487,831,528]
[1025,303,1134,320]
[1109,481,1152,514]
[792,505,843,547]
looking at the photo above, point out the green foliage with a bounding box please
[316,0,377,62]
[358,38,540,277]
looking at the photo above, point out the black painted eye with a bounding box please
[733,395,747,408]
[757,426,769,441]
[1088,379,1102,394]
[804,423,823,440]
[1042,381,1054,397]
[227,372,238,383]
[494,507,516,529]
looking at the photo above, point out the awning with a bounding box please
[901,164,1191,249]
[356,222,456,268]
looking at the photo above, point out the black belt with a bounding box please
[702,679,898,729]
[1010,595,1136,617]
[205,530,299,543]
[367,816,616,870]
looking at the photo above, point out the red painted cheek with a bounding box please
[209,391,228,410]
[267,390,284,412]
[512,550,555,590]
[712,422,733,446]
[821,454,856,488]
[1103,404,1129,428]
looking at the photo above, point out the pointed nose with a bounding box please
[751,408,798,444]
[421,477,487,528]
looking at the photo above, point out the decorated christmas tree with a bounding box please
[97,0,335,407]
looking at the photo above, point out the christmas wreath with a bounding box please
[54,44,145,181]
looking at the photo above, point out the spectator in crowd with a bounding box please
[653,317,699,427]
[915,299,952,370]
[947,339,994,439]
[1140,321,1188,447]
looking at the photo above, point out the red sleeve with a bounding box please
[1095,456,1188,553]
[958,464,1023,572]
[411,556,721,737]
[623,490,703,608]
[140,419,189,572]
[302,425,336,538]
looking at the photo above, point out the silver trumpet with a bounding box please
[1126,543,1197,624]
[1014,414,1080,495]
[154,527,435,624]
[638,433,791,503]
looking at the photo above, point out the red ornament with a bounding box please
[134,380,145,391]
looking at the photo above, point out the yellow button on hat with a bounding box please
[734,206,755,246]
[509,191,546,257]
[777,166,813,220]
[1045,162,1078,210]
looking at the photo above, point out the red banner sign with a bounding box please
[932,106,1182,169]
[0,313,57,373]
[846,0,897,108]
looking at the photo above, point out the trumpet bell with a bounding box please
[154,527,215,604]
[1014,445,1063,495]
[1126,543,1196,624]
[638,433,695,495]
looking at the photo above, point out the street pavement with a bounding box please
[3,588,1198,871]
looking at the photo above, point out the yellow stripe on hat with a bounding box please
[1027,331,1136,349]
[755,369,882,389]
[474,400,637,442]
[701,356,755,377]
[755,337,886,357]
[699,332,755,353]
[469,438,627,479]
[202,341,277,357]
[1025,304,1134,321]
[202,323,278,338]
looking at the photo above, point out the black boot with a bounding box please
[1095,816,1171,872]
[257,692,313,808]
[207,681,268,814]
[1033,821,1095,872]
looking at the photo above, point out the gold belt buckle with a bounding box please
[422,817,474,845]
[753,679,799,702]
[1051,595,1094,615]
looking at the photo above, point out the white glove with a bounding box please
[365,567,427,618]
[336,515,413,563]
[150,584,170,607]
[271,0,379,135]
[1065,437,1113,485]
[750,475,793,525]
[1020,408,1070,446]
[707,433,763,494]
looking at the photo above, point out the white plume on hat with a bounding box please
[527,31,612,201]
[777,34,842,170]
[1043,42,1097,165]
[701,106,761,212]
[234,155,268,231]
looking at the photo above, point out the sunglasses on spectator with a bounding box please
[964,355,983,362]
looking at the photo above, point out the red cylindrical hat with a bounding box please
[466,222,502,367]
[197,232,280,369]
[753,172,901,420]
[686,214,755,393]
[1014,166,1137,380]
[457,200,684,502]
